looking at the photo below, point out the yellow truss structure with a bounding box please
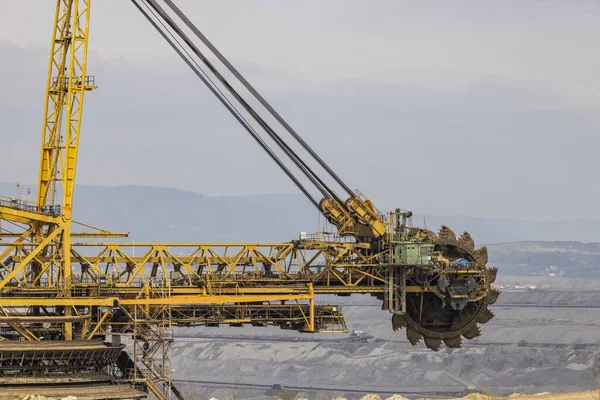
[0,1,494,397]
[0,1,411,339]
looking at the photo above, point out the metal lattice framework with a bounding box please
[0,1,498,399]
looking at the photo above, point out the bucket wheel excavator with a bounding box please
[0,1,499,398]
[129,0,500,351]
[393,227,499,350]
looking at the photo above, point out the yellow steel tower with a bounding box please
[0,1,498,397]
[0,0,95,340]
[38,0,94,266]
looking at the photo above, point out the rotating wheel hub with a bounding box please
[392,226,500,351]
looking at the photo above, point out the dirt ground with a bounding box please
[172,287,600,399]
[428,391,599,400]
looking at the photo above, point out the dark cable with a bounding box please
[163,0,355,198]
[141,0,343,204]
[144,0,333,200]
[131,0,320,209]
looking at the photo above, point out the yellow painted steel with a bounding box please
[0,315,89,323]
[0,228,62,290]
[319,194,387,238]
[319,198,357,235]
[8,0,96,340]
[0,306,39,341]
[87,309,111,339]
[0,232,125,238]
[345,196,387,237]
[38,0,72,207]
[0,293,313,307]
[0,240,390,292]
[120,293,313,305]
[0,0,489,335]
[0,206,61,225]
[37,0,94,212]
[0,2,490,397]
[0,297,118,307]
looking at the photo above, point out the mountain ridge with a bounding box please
[1,182,600,244]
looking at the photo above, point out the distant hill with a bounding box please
[2,182,600,247]
[487,241,600,278]
[0,183,313,243]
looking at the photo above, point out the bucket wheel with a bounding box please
[392,226,500,351]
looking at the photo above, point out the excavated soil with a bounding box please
[433,391,599,400]
[171,289,600,399]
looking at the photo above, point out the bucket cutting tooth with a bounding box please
[406,326,423,345]
[463,325,481,340]
[437,226,457,245]
[486,288,500,305]
[398,225,498,351]
[457,232,475,251]
[476,308,495,324]
[424,337,442,351]
[472,246,488,265]
[444,337,462,348]
[392,313,407,331]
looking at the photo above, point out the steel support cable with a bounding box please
[162,0,355,199]
[0,220,36,244]
[143,0,336,203]
[0,221,37,272]
[142,0,343,205]
[134,0,319,208]
[131,0,320,209]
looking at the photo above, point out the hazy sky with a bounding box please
[1,1,599,220]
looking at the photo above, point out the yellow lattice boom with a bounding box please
[0,1,498,398]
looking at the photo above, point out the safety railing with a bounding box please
[298,231,355,243]
[0,196,61,216]
[51,75,96,91]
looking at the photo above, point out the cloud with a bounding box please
[0,36,598,221]
[2,1,600,103]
